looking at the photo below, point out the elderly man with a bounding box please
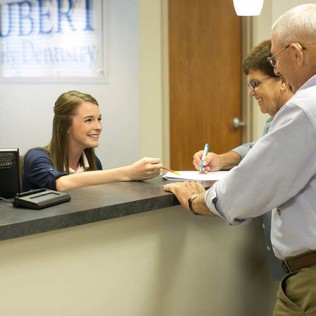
[164,4,316,315]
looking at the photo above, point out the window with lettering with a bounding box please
[0,0,106,82]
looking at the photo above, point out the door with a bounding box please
[169,0,242,170]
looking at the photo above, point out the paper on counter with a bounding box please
[162,170,229,181]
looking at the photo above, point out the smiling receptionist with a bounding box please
[22,91,162,192]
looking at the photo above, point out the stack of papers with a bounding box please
[162,170,229,181]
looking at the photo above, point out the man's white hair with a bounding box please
[272,4,316,45]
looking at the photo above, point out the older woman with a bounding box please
[193,39,293,172]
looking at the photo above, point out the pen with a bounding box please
[162,166,180,175]
[199,143,209,172]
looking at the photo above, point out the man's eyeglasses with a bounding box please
[247,77,272,90]
[267,43,307,67]
[267,44,290,67]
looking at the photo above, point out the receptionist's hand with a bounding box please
[128,157,163,180]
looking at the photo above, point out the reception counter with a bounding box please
[0,178,277,316]
[0,178,180,241]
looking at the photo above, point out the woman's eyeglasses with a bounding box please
[247,77,272,90]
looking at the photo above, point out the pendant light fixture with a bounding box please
[233,0,264,16]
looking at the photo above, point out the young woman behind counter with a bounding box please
[22,90,162,192]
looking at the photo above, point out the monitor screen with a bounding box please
[0,148,20,199]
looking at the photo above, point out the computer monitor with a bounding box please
[0,148,20,199]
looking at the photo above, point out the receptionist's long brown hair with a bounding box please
[45,90,99,173]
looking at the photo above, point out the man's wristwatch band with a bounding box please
[188,194,200,215]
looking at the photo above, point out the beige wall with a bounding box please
[139,0,169,165]
[0,206,277,316]
[139,0,163,159]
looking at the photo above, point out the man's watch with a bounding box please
[188,194,200,215]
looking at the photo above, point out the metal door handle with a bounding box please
[232,117,245,129]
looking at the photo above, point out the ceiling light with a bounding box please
[233,0,264,16]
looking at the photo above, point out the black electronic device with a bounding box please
[13,188,71,210]
[0,148,20,199]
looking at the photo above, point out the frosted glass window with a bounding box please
[0,0,106,82]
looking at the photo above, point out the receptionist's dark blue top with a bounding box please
[22,148,102,192]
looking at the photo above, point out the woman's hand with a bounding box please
[193,151,222,173]
[127,157,163,180]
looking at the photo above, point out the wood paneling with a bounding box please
[169,0,242,170]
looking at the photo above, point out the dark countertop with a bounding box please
[0,178,180,241]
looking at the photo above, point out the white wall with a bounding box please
[271,0,316,21]
[0,0,142,169]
